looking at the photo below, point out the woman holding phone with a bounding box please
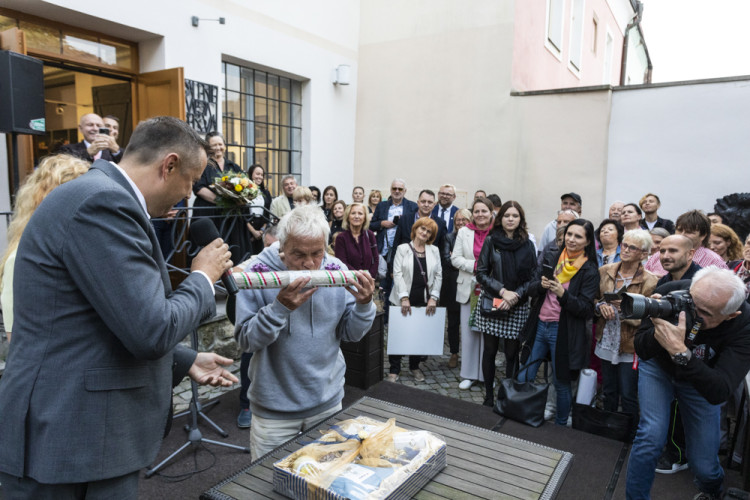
[519,219,599,426]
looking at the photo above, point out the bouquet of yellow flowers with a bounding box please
[211,171,260,209]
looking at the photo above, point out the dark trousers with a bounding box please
[446,302,460,354]
[389,355,427,374]
[482,333,519,400]
[0,470,139,500]
[600,358,639,433]
[239,351,253,410]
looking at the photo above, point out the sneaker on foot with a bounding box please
[411,369,425,382]
[386,373,399,382]
[448,353,458,368]
[544,409,555,421]
[655,455,688,474]
[237,408,252,428]
[458,379,474,390]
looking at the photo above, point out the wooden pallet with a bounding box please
[202,397,573,500]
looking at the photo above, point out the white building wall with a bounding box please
[606,78,750,221]
[1,0,361,197]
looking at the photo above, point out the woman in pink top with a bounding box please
[450,197,495,390]
[518,219,599,426]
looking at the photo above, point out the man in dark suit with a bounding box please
[0,117,236,498]
[431,183,459,233]
[393,189,447,252]
[59,113,123,163]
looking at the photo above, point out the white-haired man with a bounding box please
[627,267,750,499]
[234,206,376,459]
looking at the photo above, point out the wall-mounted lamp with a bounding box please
[192,16,226,27]
[331,64,351,85]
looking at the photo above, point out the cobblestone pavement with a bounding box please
[173,330,508,412]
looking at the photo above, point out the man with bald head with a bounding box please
[627,267,750,499]
[60,113,122,163]
[657,234,700,286]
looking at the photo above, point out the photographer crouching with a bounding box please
[625,267,750,500]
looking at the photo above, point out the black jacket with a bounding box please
[634,280,750,404]
[476,236,537,300]
[520,246,599,380]
[640,216,675,234]
[440,231,460,306]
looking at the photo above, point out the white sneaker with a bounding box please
[544,409,555,421]
[459,379,475,390]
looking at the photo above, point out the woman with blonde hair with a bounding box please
[334,202,378,277]
[709,223,743,262]
[367,189,382,214]
[1,154,89,341]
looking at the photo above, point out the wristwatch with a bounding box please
[671,349,692,366]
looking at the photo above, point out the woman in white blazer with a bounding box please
[387,217,442,383]
[450,197,495,389]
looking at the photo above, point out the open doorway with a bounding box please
[35,62,132,163]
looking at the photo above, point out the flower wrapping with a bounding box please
[273,416,447,500]
[210,171,259,209]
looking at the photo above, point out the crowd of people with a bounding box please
[3,117,750,498]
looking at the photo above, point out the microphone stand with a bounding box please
[146,327,249,478]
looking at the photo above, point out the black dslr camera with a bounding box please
[620,290,696,332]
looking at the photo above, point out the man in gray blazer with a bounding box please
[0,117,235,498]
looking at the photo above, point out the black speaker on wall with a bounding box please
[0,50,45,135]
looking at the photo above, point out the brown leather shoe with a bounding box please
[448,353,458,368]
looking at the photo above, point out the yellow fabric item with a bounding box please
[554,248,587,284]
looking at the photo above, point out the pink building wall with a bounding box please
[511,0,627,91]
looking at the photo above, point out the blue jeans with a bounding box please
[626,358,723,499]
[519,321,572,426]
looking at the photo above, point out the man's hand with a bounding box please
[86,134,111,156]
[380,220,396,229]
[191,238,233,283]
[277,276,318,310]
[188,353,239,387]
[102,134,120,154]
[652,312,688,356]
[345,270,376,304]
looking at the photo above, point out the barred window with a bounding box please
[222,62,302,195]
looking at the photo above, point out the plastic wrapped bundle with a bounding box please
[233,270,368,289]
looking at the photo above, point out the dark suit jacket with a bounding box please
[369,198,418,254]
[431,205,459,233]
[640,215,675,234]
[59,141,122,163]
[0,160,215,483]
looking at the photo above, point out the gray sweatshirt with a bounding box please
[234,244,376,419]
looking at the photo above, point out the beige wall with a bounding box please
[509,89,613,237]
[354,0,516,201]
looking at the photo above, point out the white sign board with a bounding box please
[386,306,446,356]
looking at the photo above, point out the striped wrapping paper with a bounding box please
[232,270,365,289]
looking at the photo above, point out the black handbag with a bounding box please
[494,358,550,427]
[572,396,634,442]
[479,291,509,319]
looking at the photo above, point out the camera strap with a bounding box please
[685,317,703,349]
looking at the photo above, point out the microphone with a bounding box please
[190,218,239,296]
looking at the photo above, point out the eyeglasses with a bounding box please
[391,187,404,191]
[438,192,454,197]
[621,243,645,253]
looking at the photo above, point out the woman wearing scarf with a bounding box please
[451,197,495,390]
[519,218,599,425]
[475,201,537,406]
[595,229,658,435]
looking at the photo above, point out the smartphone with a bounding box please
[392,215,400,225]
[542,264,554,280]
[99,127,110,135]
[492,297,504,310]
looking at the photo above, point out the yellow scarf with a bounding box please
[554,248,587,284]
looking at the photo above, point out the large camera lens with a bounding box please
[621,293,676,320]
